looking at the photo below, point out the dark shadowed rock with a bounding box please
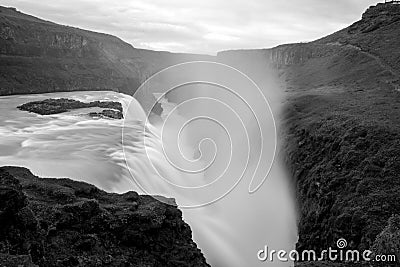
[0,166,210,267]
[88,109,124,120]
[372,214,400,264]
[0,254,38,267]
[18,98,125,120]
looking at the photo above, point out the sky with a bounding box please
[0,0,379,55]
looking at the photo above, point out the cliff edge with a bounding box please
[0,166,210,267]
[281,2,400,261]
[220,3,400,265]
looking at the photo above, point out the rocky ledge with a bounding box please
[88,109,124,120]
[0,166,210,267]
[17,98,124,119]
[348,2,400,34]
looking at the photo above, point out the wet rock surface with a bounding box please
[18,98,124,119]
[88,109,124,120]
[0,166,209,267]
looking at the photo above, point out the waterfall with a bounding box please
[122,61,298,266]
[0,60,298,266]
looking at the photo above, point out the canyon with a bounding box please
[1,2,400,266]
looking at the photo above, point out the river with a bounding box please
[0,85,297,266]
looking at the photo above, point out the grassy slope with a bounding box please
[282,3,400,264]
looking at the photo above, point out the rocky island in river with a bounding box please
[18,98,124,119]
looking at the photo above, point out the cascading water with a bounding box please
[0,62,297,267]
[124,61,298,266]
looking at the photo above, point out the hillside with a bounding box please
[0,166,210,267]
[281,3,400,257]
[0,6,210,96]
[221,2,400,265]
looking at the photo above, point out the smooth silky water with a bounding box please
[0,62,297,267]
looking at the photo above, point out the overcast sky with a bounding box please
[0,0,378,54]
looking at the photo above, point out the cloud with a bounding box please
[0,0,378,54]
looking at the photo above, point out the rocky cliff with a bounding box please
[281,3,400,262]
[222,3,400,265]
[219,2,400,89]
[0,6,211,96]
[0,166,210,267]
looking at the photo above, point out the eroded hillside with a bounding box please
[0,6,211,96]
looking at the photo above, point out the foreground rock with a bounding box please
[0,166,210,267]
[18,98,124,119]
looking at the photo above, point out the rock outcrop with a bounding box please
[0,166,210,267]
[318,2,400,75]
[17,98,124,119]
[220,2,400,86]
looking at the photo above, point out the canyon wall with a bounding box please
[222,3,400,260]
[0,6,210,96]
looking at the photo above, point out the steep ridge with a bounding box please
[219,2,400,92]
[280,3,400,258]
[220,2,400,264]
[0,166,210,267]
[318,3,400,75]
[0,6,211,96]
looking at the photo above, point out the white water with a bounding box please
[0,85,297,266]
